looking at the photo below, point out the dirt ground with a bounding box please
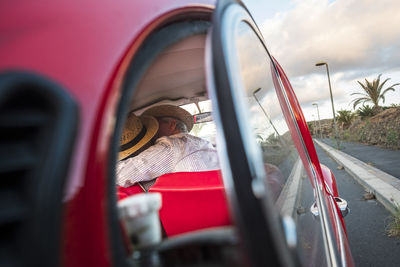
[310,107,400,149]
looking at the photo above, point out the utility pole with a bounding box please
[312,103,322,139]
[316,62,340,149]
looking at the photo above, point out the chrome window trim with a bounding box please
[328,195,347,267]
[217,1,273,228]
[219,3,271,199]
[271,65,342,267]
[209,3,295,267]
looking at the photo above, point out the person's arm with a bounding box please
[116,138,175,187]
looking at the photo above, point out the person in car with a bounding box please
[117,104,220,188]
[118,112,160,161]
[117,112,160,194]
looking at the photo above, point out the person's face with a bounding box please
[156,117,177,139]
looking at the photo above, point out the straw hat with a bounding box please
[119,113,159,161]
[142,104,194,132]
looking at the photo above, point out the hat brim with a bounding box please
[118,115,159,161]
[141,104,194,132]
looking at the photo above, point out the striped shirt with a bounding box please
[116,133,219,187]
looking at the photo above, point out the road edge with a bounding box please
[276,159,303,220]
[315,139,400,215]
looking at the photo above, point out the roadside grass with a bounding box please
[386,129,400,148]
[316,107,400,149]
[362,192,376,200]
[386,206,400,237]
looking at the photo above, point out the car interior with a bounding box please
[113,20,244,266]
[112,15,310,265]
[131,33,208,112]
[112,12,326,265]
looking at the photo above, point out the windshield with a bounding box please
[181,100,217,145]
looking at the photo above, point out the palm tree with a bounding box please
[357,105,374,119]
[336,110,355,128]
[255,134,265,144]
[351,74,399,111]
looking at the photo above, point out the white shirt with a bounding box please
[116,133,220,187]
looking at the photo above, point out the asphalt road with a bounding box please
[320,138,400,179]
[314,142,400,267]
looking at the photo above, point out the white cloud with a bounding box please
[256,0,400,120]
[262,0,400,75]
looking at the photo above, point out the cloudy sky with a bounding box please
[243,0,400,121]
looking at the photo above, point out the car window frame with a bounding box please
[209,2,296,266]
[271,59,342,266]
[109,20,211,267]
[273,59,351,266]
[208,1,344,266]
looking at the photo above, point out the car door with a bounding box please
[206,0,353,266]
[272,58,354,267]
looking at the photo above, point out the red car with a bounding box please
[0,0,354,266]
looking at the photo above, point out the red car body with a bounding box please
[2,1,215,266]
[0,0,353,266]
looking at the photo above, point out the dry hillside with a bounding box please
[309,107,400,149]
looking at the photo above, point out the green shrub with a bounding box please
[383,104,400,110]
[357,105,374,119]
[386,206,400,237]
[342,130,352,141]
[307,122,314,134]
[266,133,279,145]
[336,110,355,128]
[359,121,370,142]
[386,129,400,148]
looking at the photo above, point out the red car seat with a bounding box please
[149,170,232,236]
[117,185,144,200]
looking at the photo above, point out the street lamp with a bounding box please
[253,88,280,137]
[312,102,322,139]
[311,114,316,136]
[316,62,339,147]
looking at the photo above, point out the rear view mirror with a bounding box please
[193,112,213,124]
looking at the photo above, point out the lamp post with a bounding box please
[312,102,322,139]
[316,62,339,148]
[311,114,316,136]
[253,88,280,137]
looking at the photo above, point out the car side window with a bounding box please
[234,21,328,266]
[236,21,298,201]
